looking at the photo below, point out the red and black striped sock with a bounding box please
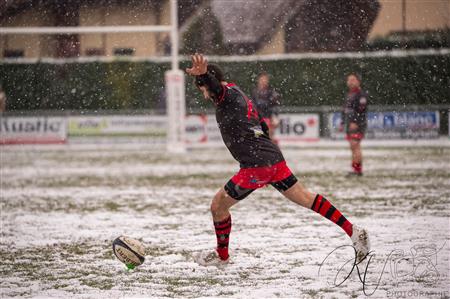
[214,215,232,260]
[311,194,353,237]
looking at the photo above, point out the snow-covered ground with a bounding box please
[1,142,449,298]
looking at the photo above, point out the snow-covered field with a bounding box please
[1,141,449,298]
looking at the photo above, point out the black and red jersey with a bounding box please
[196,72,284,168]
[341,88,368,133]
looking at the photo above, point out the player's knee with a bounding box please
[210,199,219,214]
[210,200,226,217]
[350,141,359,150]
[211,192,226,215]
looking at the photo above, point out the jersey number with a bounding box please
[244,96,259,121]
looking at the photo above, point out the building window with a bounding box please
[113,48,135,56]
[3,49,24,58]
[85,48,105,56]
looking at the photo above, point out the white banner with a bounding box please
[0,116,67,144]
[68,115,166,137]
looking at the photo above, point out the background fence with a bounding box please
[1,106,448,145]
[1,49,449,111]
[1,49,449,144]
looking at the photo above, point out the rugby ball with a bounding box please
[112,236,145,269]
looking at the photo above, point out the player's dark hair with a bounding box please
[347,72,362,82]
[195,64,225,89]
[257,71,270,79]
[207,64,225,82]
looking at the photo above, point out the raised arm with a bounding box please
[186,54,223,98]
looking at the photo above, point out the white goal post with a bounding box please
[164,0,186,153]
[0,0,186,153]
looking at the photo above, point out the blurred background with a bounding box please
[0,0,449,143]
[1,3,449,298]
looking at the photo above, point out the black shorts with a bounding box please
[224,161,298,200]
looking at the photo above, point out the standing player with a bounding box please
[251,72,281,143]
[186,54,370,266]
[341,74,368,176]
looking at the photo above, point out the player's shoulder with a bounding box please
[223,83,240,96]
[219,83,241,104]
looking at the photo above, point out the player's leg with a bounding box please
[348,137,363,175]
[211,187,239,221]
[195,176,255,266]
[270,162,370,261]
[279,181,370,261]
[210,187,240,261]
[281,182,353,237]
[350,139,362,163]
[195,186,249,266]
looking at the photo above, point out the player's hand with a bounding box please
[186,53,208,76]
[349,122,358,131]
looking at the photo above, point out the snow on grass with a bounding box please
[1,143,449,298]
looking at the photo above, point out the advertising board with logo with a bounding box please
[329,111,440,139]
[0,116,67,144]
[1,113,321,145]
[68,115,167,138]
[275,114,320,142]
[184,113,320,146]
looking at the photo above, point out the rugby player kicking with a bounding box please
[186,54,370,266]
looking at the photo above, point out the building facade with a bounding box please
[369,0,450,39]
[0,0,172,58]
[1,0,449,58]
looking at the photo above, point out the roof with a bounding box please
[211,0,303,45]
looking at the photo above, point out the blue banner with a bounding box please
[329,111,440,139]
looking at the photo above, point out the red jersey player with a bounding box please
[186,54,370,266]
[341,73,368,176]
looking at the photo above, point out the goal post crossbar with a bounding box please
[0,26,172,35]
